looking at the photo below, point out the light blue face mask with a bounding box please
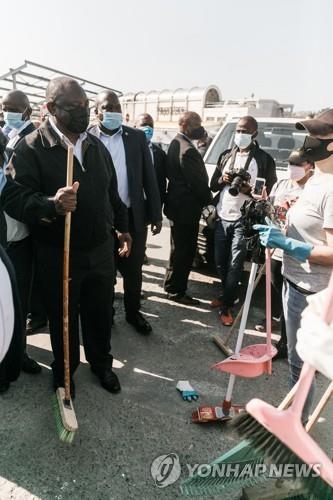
[140,125,154,142]
[101,112,123,131]
[4,111,26,130]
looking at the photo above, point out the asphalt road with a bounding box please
[0,225,332,500]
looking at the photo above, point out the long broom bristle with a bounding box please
[232,412,333,499]
[52,394,76,444]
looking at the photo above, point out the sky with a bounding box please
[1,0,332,111]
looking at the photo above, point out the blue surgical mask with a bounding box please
[101,112,123,131]
[140,125,154,142]
[4,111,26,130]
[234,132,253,150]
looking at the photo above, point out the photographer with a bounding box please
[210,116,276,325]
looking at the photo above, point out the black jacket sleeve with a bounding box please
[263,153,277,195]
[210,151,229,192]
[1,140,57,225]
[154,146,167,204]
[140,132,162,223]
[181,147,212,205]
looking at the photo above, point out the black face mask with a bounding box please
[58,106,90,133]
[301,135,333,162]
[189,126,205,140]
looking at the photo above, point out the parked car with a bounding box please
[197,117,307,267]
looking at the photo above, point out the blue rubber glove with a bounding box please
[176,380,199,402]
[253,224,313,262]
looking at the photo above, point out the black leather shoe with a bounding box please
[91,367,121,393]
[126,312,152,334]
[53,377,76,400]
[26,317,47,334]
[167,293,200,306]
[0,379,10,393]
[22,354,42,374]
[273,340,288,361]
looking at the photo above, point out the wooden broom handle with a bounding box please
[63,146,74,402]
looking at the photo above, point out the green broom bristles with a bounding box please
[52,394,76,444]
[232,412,333,500]
[180,439,268,496]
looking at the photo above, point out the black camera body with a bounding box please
[228,168,252,196]
[240,199,276,263]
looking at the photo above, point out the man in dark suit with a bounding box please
[164,112,212,305]
[135,113,167,205]
[0,91,41,392]
[90,92,162,334]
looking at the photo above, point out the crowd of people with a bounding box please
[1,77,333,423]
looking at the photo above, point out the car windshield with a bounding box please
[205,122,307,169]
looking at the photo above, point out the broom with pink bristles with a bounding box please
[233,271,333,499]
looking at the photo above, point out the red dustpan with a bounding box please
[213,249,277,378]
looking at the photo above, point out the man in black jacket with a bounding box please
[1,77,131,395]
[164,112,212,305]
[210,115,276,326]
[0,90,41,390]
[90,92,162,335]
[135,113,167,204]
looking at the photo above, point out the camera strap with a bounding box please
[220,144,255,173]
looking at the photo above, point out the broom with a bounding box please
[181,378,333,496]
[181,382,298,495]
[53,146,78,444]
[233,271,333,499]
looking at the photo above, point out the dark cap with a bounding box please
[296,109,333,136]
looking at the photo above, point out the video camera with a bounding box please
[240,198,276,263]
[228,168,252,196]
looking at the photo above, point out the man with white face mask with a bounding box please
[90,91,162,335]
[210,116,276,325]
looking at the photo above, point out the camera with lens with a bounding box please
[240,198,276,263]
[228,168,252,196]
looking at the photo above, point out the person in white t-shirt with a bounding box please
[255,150,314,360]
[210,116,276,326]
[255,109,333,420]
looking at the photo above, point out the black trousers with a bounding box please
[271,259,287,343]
[164,221,199,296]
[6,236,33,324]
[35,237,115,380]
[115,213,147,316]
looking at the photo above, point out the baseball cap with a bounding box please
[296,109,333,136]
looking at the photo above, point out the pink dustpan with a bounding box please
[213,249,276,378]
[213,343,278,377]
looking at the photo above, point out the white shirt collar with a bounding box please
[49,117,87,144]
[97,125,123,139]
[8,120,32,140]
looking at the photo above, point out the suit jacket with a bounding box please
[0,122,36,244]
[89,124,162,232]
[5,122,36,160]
[152,142,167,204]
[164,133,212,224]
[1,120,128,249]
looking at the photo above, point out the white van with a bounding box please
[204,117,307,182]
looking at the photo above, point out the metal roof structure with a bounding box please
[0,60,122,117]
